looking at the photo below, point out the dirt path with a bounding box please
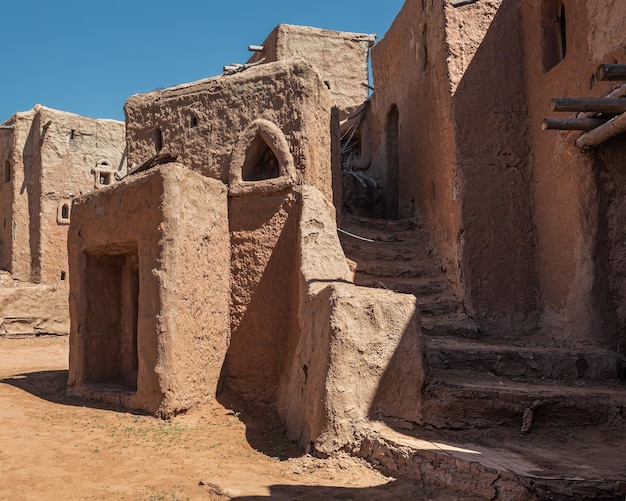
[0,336,465,500]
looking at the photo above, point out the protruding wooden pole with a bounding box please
[542,118,609,131]
[576,112,626,149]
[596,64,626,81]
[550,97,626,113]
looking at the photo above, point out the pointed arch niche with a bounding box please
[229,119,296,196]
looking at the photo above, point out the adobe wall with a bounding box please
[0,110,37,281]
[0,106,125,286]
[68,164,230,415]
[224,189,301,403]
[521,1,626,350]
[276,186,425,453]
[32,107,126,285]
[447,0,538,335]
[125,60,339,205]
[368,0,461,294]
[0,275,69,336]
[0,129,13,272]
[248,24,372,120]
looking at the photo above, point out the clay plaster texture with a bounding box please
[446,0,537,336]
[366,0,535,336]
[0,272,68,336]
[125,59,339,206]
[0,106,125,285]
[0,106,125,337]
[277,186,424,454]
[368,0,460,288]
[367,0,626,351]
[68,164,230,416]
[247,24,373,120]
[67,46,426,448]
[522,0,626,350]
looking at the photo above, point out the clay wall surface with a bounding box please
[368,0,461,293]
[224,190,300,403]
[276,186,424,453]
[521,1,626,350]
[248,24,372,120]
[68,164,230,415]
[448,0,538,335]
[0,106,125,285]
[0,129,13,272]
[0,110,37,281]
[33,107,126,284]
[125,60,338,204]
[0,278,69,336]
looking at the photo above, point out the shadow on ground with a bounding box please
[0,370,144,415]
[207,480,471,500]
[217,388,304,461]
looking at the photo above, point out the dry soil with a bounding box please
[0,336,467,500]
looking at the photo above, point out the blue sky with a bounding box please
[1,1,404,122]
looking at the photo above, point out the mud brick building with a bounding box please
[4,1,623,498]
[0,105,125,335]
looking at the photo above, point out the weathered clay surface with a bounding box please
[125,59,338,204]
[522,0,626,348]
[0,273,68,336]
[248,24,372,120]
[0,105,125,285]
[275,186,425,454]
[68,164,230,416]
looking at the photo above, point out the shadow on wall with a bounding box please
[451,0,538,335]
[218,190,301,404]
[368,307,424,428]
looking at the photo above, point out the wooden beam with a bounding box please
[542,118,609,131]
[576,112,626,149]
[596,64,626,81]
[551,98,626,113]
[451,0,478,6]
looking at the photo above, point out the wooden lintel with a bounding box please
[551,98,626,113]
[596,64,626,81]
[576,112,626,149]
[542,118,609,131]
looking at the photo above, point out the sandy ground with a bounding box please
[0,336,467,501]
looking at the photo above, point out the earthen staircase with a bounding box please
[339,214,626,500]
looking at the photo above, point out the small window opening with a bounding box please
[242,134,280,181]
[98,172,112,186]
[4,160,11,183]
[154,128,163,153]
[558,3,567,60]
[190,115,198,128]
[60,271,66,281]
[542,1,567,72]
[70,129,76,140]
[57,202,71,225]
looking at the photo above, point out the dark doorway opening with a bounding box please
[84,245,139,392]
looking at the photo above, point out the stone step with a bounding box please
[340,236,431,262]
[426,337,626,385]
[350,257,443,279]
[354,421,626,500]
[420,312,481,338]
[339,214,420,234]
[422,369,626,431]
[353,272,451,296]
[418,293,463,316]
